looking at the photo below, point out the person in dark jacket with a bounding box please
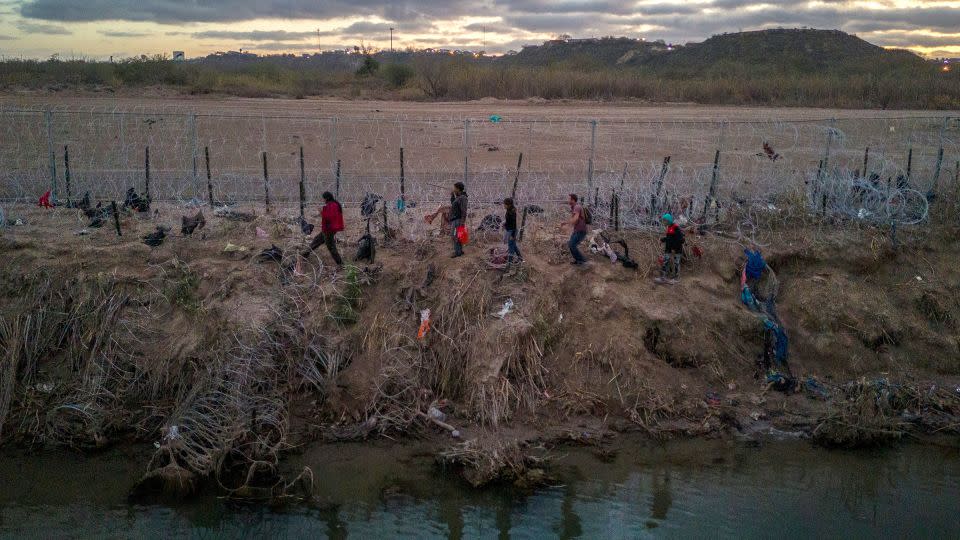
[449,182,468,258]
[657,213,684,282]
[303,191,344,265]
[502,197,522,263]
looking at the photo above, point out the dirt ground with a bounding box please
[1,92,947,120]
[1,199,958,458]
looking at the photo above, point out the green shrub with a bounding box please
[381,63,415,88]
[355,55,379,76]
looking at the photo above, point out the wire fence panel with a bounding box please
[0,107,957,230]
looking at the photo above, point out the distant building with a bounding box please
[172,51,185,61]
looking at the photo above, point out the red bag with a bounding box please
[456,225,469,245]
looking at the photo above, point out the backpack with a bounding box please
[355,234,376,263]
[581,205,593,225]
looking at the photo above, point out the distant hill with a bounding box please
[501,37,665,67]
[498,29,927,76]
[631,29,926,76]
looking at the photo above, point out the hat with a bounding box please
[661,213,673,224]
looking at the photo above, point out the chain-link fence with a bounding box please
[1,106,957,228]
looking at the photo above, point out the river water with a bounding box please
[1,439,958,539]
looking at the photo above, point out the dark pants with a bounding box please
[307,231,343,265]
[569,230,587,263]
[660,251,681,279]
[504,229,521,261]
[451,218,464,256]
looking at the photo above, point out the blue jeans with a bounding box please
[504,229,521,261]
[569,230,587,263]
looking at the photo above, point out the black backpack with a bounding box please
[355,234,376,263]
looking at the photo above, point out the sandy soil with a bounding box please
[1,92,949,120]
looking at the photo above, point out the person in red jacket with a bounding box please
[304,191,344,265]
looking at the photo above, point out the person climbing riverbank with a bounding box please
[303,191,344,266]
[564,194,588,266]
[656,213,684,283]
[449,182,468,258]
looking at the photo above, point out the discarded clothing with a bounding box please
[361,193,382,217]
[477,214,502,231]
[181,211,206,236]
[38,190,53,208]
[298,217,315,235]
[256,244,284,263]
[766,371,796,392]
[612,239,639,269]
[745,249,766,280]
[142,226,169,248]
[355,234,376,263]
[213,206,256,222]
[123,188,150,212]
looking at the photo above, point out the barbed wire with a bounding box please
[0,107,955,231]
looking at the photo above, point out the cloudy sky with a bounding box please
[0,0,958,59]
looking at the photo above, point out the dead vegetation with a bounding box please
[1,200,960,500]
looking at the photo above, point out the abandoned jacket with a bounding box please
[321,201,344,233]
[661,224,684,253]
[449,193,468,223]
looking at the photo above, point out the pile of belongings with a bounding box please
[298,216,314,235]
[257,245,284,263]
[740,249,794,392]
[181,211,206,236]
[355,234,376,263]
[142,225,170,247]
[361,193,382,218]
[85,202,113,228]
[123,188,150,212]
[213,206,255,222]
[477,214,502,231]
[588,231,638,269]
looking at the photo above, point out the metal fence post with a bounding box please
[63,145,71,205]
[45,110,57,201]
[190,113,198,198]
[929,116,948,196]
[587,119,597,197]
[331,117,339,197]
[820,119,835,182]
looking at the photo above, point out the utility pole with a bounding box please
[390,27,394,52]
[317,28,321,53]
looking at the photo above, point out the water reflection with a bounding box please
[650,470,672,522]
[1,440,959,538]
[556,482,583,539]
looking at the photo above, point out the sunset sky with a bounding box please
[0,0,958,60]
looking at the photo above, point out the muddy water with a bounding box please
[1,439,958,538]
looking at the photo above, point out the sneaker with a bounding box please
[451,253,463,258]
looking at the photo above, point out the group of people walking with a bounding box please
[301,183,684,283]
